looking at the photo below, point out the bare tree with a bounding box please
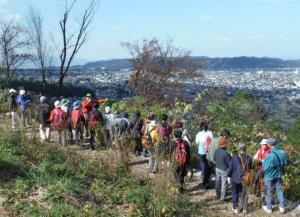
[122,38,202,105]
[55,0,98,95]
[0,20,30,82]
[26,6,52,92]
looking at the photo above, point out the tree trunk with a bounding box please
[58,75,64,96]
[41,69,47,95]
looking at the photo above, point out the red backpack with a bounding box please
[89,112,97,129]
[71,110,81,129]
[175,140,187,166]
[53,109,65,130]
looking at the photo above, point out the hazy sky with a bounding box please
[1,0,300,63]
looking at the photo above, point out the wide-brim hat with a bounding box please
[72,101,80,109]
[60,99,70,106]
[86,93,92,98]
[260,139,269,145]
[9,89,16,94]
[54,100,61,108]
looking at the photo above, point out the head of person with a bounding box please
[40,96,46,104]
[105,106,111,114]
[147,113,155,121]
[19,89,26,96]
[93,103,99,110]
[173,119,183,129]
[174,129,183,139]
[267,138,277,148]
[9,89,16,95]
[135,111,141,118]
[239,143,247,155]
[85,93,92,101]
[218,137,229,149]
[161,114,168,122]
[260,139,269,149]
[122,111,129,119]
[60,99,69,107]
[199,122,208,132]
[72,101,80,110]
[54,100,61,108]
[220,129,231,139]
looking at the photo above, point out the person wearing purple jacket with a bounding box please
[17,90,31,128]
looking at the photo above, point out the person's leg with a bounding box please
[202,155,210,187]
[264,180,273,210]
[62,130,67,147]
[215,169,221,198]
[11,111,17,129]
[241,185,248,211]
[199,155,204,176]
[45,126,50,141]
[39,124,46,142]
[231,182,239,209]
[58,130,62,146]
[275,179,285,209]
[72,129,76,144]
[24,111,29,127]
[220,170,228,200]
[90,129,95,150]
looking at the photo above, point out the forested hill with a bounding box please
[71,56,300,71]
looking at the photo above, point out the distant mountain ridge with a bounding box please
[71,56,300,71]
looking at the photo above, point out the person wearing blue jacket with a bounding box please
[228,144,252,214]
[262,138,287,214]
[17,90,31,128]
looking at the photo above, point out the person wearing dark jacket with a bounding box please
[89,104,104,150]
[8,89,19,129]
[130,111,144,156]
[228,144,252,214]
[170,129,190,192]
[36,96,51,142]
[214,137,231,201]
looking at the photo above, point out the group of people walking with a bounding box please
[7,89,288,214]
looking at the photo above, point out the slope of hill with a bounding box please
[71,57,300,71]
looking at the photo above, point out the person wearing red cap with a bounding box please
[214,136,231,201]
[82,93,94,137]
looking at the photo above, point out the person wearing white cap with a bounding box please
[16,89,31,128]
[35,96,51,142]
[7,89,19,129]
[48,100,67,146]
[253,139,271,171]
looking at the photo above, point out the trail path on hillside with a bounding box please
[75,145,300,217]
[0,119,299,217]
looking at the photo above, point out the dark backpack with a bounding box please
[175,140,187,166]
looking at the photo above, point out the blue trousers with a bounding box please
[265,178,285,210]
[231,182,248,210]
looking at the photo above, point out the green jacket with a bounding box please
[262,147,287,181]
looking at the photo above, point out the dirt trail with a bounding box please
[75,145,300,217]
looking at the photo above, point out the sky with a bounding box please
[0,0,300,63]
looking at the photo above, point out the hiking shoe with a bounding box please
[232,207,239,214]
[262,205,272,213]
[279,207,285,213]
[242,209,247,214]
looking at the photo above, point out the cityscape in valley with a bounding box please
[18,58,300,119]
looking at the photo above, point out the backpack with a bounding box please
[158,124,172,140]
[89,112,97,129]
[71,110,81,129]
[175,140,187,166]
[40,106,50,124]
[53,109,65,130]
[239,155,254,186]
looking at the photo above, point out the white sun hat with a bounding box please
[260,139,269,145]
[19,90,26,95]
